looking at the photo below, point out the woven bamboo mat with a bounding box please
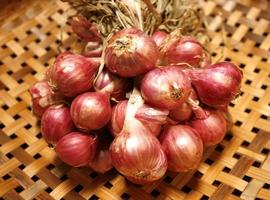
[0,0,270,199]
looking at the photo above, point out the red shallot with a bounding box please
[191,109,227,146]
[110,90,167,184]
[151,31,168,47]
[89,132,113,173]
[109,100,163,137]
[141,66,192,110]
[83,41,102,58]
[70,15,101,42]
[46,52,99,97]
[159,36,203,67]
[56,132,98,167]
[185,62,243,106]
[41,104,75,144]
[105,28,158,77]
[70,91,111,131]
[94,69,130,101]
[169,88,197,122]
[160,125,203,172]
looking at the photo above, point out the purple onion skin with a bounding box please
[141,66,192,110]
[160,125,203,172]
[41,104,75,144]
[191,109,227,146]
[187,62,243,107]
[70,91,112,131]
[56,132,98,167]
[105,28,158,77]
[46,52,99,97]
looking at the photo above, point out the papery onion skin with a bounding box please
[105,28,158,77]
[160,125,203,172]
[141,66,192,110]
[41,104,75,144]
[70,91,112,131]
[151,31,168,47]
[94,69,130,101]
[200,55,211,68]
[89,132,113,173]
[159,36,203,67]
[29,80,63,118]
[169,88,197,122]
[109,100,128,136]
[135,104,169,124]
[186,62,243,106]
[46,52,99,97]
[191,109,227,146]
[109,100,161,137]
[217,109,233,132]
[56,132,98,167]
[70,15,101,42]
[110,127,167,184]
[83,41,102,57]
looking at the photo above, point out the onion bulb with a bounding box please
[151,31,168,47]
[109,100,162,137]
[56,132,98,167]
[110,89,167,184]
[46,52,99,97]
[41,104,75,144]
[83,41,102,58]
[70,91,111,131]
[89,132,113,173]
[191,109,227,146]
[105,28,158,77]
[141,66,192,110]
[159,36,203,67]
[29,80,64,118]
[110,126,167,184]
[94,69,131,101]
[169,88,197,122]
[160,125,203,172]
[186,62,243,106]
[70,15,101,42]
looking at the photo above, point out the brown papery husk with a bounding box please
[62,0,209,43]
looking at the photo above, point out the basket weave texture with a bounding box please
[0,0,270,199]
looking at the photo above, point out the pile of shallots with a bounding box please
[29,16,243,185]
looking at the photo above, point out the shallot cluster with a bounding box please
[29,15,243,185]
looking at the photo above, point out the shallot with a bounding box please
[105,28,158,77]
[56,132,98,167]
[46,52,99,97]
[41,104,75,144]
[160,125,203,172]
[141,66,192,110]
[191,109,227,146]
[185,62,243,106]
[70,91,111,131]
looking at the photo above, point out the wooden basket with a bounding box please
[0,0,270,199]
